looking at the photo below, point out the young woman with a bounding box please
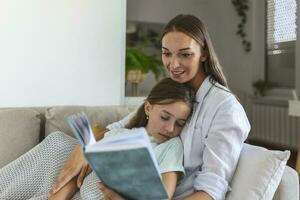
[0,78,195,200]
[51,14,251,200]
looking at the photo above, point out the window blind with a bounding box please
[266,0,297,88]
[267,0,297,50]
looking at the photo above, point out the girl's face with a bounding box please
[162,31,207,90]
[144,100,191,144]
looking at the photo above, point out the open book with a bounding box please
[67,112,169,200]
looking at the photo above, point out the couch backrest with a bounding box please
[44,106,136,138]
[0,105,136,167]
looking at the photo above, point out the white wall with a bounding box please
[296,0,300,95]
[0,0,126,107]
[127,0,266,94]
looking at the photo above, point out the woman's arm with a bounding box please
[191,96,250,199]
[161,172,178,199]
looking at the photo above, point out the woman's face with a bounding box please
[144,100,191,144]
[162,31,206,89]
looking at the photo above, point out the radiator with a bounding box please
[249,98,300,149]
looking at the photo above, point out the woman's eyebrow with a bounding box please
[161,47,191,51]
[178,48,191,51]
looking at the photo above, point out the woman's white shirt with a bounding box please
[107,76,250,200]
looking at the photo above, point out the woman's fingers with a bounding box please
[98,183,125,200]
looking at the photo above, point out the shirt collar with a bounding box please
[194,76,213,103]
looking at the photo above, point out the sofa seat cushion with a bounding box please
[45,106,136,137]
[0,109,41,168]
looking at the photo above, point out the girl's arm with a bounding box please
[51,110,136,194]
[50,125,108,195]
[98,183,126,200]
[49,177,78,200]
[183,191,213,200]
[97,172,179,200]
[161,172,179,200]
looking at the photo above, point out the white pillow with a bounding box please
[226,143,290,200]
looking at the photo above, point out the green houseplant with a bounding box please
[126,47,165,81]
[252,79,272,96]
[231,0,251,52]
[125,47,165,96]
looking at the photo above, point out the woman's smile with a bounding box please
[171,69,185,76]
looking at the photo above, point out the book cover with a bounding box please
[67,112,169,200]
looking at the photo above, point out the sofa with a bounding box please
[0,105,299,200]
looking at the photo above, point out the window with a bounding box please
[266,0,297,88]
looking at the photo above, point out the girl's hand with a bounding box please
[50,144,91,194]
[97,182,126,200]
[50,126,107,194]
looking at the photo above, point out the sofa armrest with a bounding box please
[273,166,299,200]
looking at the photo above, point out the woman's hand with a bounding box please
[50,144,91,194]
[97,183,126,200]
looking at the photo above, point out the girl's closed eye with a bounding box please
[176,121,186,127]
[160,115,169,121]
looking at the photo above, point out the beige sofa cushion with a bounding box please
[0,109,41,168]
[45,106,136,137]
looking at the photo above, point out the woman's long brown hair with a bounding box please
[126,78,195,129]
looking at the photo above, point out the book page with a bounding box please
[67,112,96,146]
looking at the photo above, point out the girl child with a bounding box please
[0,77,195,200]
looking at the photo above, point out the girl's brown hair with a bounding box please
[161,14,228,88]
[126,78,195,129]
